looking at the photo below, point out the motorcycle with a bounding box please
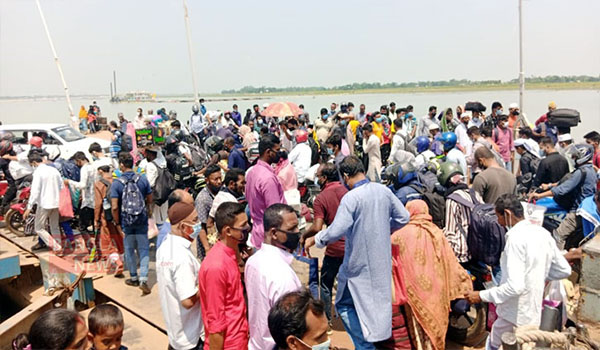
[5,185,31,236]
[447,261,493,346]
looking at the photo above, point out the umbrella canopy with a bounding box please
[261,102,303,118]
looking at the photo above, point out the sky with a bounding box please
[1,0,599,96]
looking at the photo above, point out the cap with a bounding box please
[514,138,526,147]
[262,103,269,109]
[558,133,572,142]
[548,101,557,109]
[168,202,195,225]
[461,110,473,119]
[428,123,440,131]
[509,103,519,109]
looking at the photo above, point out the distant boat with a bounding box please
[110,91,156,103]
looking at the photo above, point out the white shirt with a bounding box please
[208,190,238,219]
[288,142,312,183]
[133,115,146,129]
[468,117,483,129]
[455,123,473,156]
[91,156,113,171]
[418,115,439,137]
[245,244,302,350]
[156,234,205,349]
[9,151,33,180]
[391,131,406,159]
[415,150,436,168]
[28,163,63,210]
[68,163,95,209]
[480,220,571,326]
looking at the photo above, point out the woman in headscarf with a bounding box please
[79,105,88,133]
[441,107,459,132]
[389,200,472,350]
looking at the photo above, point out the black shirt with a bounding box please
[533,151,569,187]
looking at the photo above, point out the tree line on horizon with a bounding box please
[221,75,600,94]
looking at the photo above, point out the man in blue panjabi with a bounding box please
[304,156,410,349]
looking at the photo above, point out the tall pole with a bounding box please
[35,0,77,128]
[113,70,117,97]
[518,0,524,112]
[183,0,199,104]
[110,82,113,98]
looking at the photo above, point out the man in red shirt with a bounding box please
[198,202,249,350]
[302,163,347,328]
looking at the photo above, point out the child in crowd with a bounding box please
[87,304,128,350]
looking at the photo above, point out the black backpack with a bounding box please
[173,157,193,182]
[151,162,177,206]
[120,133,133,153]
[447,188,507,266]
[553,169,587,212]
[409,184,446,229]
[308,137,320,166]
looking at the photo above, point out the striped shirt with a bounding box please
[443,189,483,263]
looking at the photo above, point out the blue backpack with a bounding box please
[117,174,146,226]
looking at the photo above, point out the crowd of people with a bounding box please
[3,97,600,350]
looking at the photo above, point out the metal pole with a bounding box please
[35,0,77,128]
[183,0,199,104]
[113,70,117,96]
[518,0,524,112]
[110,82,113,98]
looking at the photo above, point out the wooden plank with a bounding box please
[80,302,168,350]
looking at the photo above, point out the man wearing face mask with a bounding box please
[532,137,569,189]
[465,194,571,350]
[288,130,312,184]
[194,165,222,260]
[199,202,250,350]
[245,134,287,249]
[268,289,331,350]
[315,108,334,144]
[245,204,302,350]
[483,101,503,130]
[302,163,347,328]
[157,202,205,350]
[208,168,246,225]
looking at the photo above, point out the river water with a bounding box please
[1,89,599,140]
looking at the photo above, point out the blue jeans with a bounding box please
[80,119,88,132]
[504,160,512,172]
[320,255,343,320]
[122,225,149,282]
[336,288,375,349]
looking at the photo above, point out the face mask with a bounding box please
[327,148,334,156]
[342,175,351,191]
[296,338,331,350]
[322,115,329,120]
[186,222,202,240]
[376,117,384,123]
[230,226,250,242]
[340,120,347,127]
[280,230,300,251]
[286,129,293,137]
[92,155,99,161]
[496,109,503,115]
[208,183,221,193]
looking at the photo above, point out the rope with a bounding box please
[514,325,569,349]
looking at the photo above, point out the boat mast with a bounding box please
[35,0,77,128]
[183,0,199,104]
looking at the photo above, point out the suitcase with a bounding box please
[548,108,580,127]
[465,101,487,113]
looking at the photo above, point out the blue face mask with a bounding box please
[186,222,202,241]
[322,115,328,120]
[496,109,503,115]
[327,148,334,155]
[340,120,347,127]
[376,117,384,123]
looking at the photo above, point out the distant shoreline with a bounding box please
[1,81,599,102]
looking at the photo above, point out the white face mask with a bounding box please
[296,337,331,350]
[504,211,513,230]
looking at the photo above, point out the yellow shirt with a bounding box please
[372,121,383,142]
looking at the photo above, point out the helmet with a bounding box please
[0,131,14,141]
[205,136,224,156]
[171,129,184,143]
[168,110,177,119]
[437,161,464,187]
[29,136,43,149]
[295,130,308,143]
[0,140,12,156]
[572,143,594,167]
[437,132,457,152]
[415,136,430,153]
[165,135,178,153]
[382,162,417,190]
[192,104,200,114]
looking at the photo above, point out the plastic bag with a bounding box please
[522,201,546,226]
[543,280,568,328]
[59,186,74,218]
[147,218,159,239]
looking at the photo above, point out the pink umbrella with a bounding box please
[261,102,303,118]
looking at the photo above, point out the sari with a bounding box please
[391,200,472,350]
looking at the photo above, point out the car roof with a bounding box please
[0,123,69,130]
